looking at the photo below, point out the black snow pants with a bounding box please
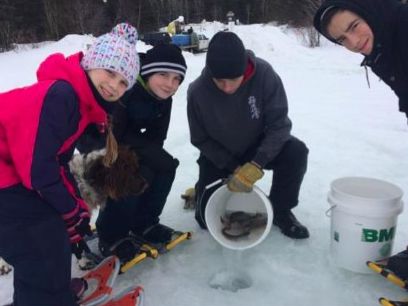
[0,184,77,306]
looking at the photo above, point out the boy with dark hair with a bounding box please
[314,0,408,298]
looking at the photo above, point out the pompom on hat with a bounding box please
[81,23,140,89]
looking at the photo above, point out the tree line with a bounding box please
[0,0,321,52]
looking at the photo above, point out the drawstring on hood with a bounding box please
[363,65,371,88]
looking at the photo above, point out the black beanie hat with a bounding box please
[140,44,187,83]
[206,31,247,79]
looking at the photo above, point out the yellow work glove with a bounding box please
[227,162,264,193]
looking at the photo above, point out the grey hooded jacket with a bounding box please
[187,50,292,171]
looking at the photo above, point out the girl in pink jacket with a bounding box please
[0,23,139,306]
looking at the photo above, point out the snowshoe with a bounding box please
[379,297,408,306]
[77,255,120,306]
[181,187,196,209]
[99,286,144,306]
[139,224,192,253]
[85,224,191,274]
[97,236,159,274]
[119,228,192,273]
[367,261,408,290]
[164,231,192,252]
[120,242,159,274]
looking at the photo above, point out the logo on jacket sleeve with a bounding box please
[248,96,260,119]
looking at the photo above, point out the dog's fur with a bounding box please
[69,149,108,211]
[70,147,146,211]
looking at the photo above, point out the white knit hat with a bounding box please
[81,23,140,89]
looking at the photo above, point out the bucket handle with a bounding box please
[205,179,224,190]
[325,205,336,217]
[196,179,226,227]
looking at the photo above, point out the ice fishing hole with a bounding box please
[209,270,253,292]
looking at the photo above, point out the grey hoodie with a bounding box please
[187,50,292,171]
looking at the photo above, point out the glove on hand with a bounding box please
[62,204,92,244]
[227,162,264,192]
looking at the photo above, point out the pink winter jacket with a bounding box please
[0,52,107,212]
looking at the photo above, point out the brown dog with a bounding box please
[70,146,146,211]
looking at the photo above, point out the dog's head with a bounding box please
[70,147,146,210]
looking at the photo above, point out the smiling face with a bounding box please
[87,69,128,102]
[147,71,182,100]
[327,10,374,56]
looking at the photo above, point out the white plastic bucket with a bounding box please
[205,185,273,250]
[328,177,404,273]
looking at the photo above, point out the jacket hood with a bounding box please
[313,0,401,50]
[36,52,107,124]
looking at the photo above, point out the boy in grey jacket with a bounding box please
[187,31,309,239]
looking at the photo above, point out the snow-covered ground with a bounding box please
[1,22,408,306]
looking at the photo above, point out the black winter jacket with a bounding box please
[114,80,172,150]
[314,0,408,115]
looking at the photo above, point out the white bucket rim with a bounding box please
[328,177,404,218]
[205,185,273,250]
[328,195,404,218]
[330,177,403,203]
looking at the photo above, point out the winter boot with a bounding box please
[273,211,309,239]
[99,237,141,263]
[142,223,175,244]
